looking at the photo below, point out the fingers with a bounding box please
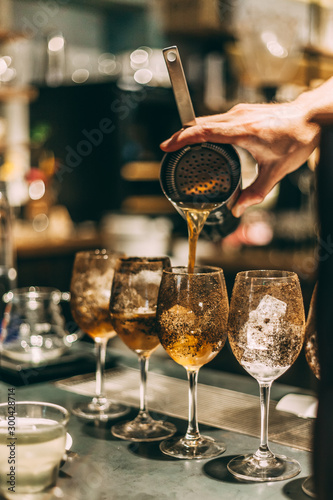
[160,123,238,152]
[160,128,198,151]
[160,102,279,152]
[160,115,228,151]
[232,166,281,217]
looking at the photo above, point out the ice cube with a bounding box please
[160,305,197,334]
[256,294,287,319]
[242,295,286,350]
[246,330,262,350]
[113,287,147,311]
[249,310,259,322]
[165,305,196,324]
[160,305,200,355]
[134,270,162,287]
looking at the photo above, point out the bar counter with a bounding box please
[0,343,315,500]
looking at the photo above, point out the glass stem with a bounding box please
[185,368,200,441]
[138,354,150,420]
[94,338,108,401]
[256,381,274,459]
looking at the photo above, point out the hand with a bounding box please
[161,99,321,217]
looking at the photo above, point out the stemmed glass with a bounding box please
[69,249,129,421]
[156,266,229,459]
[227,270,305,481]
[302,283,319,498]
[109,257,177,441]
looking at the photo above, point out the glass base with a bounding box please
[159,435,226,460]
[111,415,176,442]
[227,453,301,482]
[302,475,316,498]
[71,398,129,422]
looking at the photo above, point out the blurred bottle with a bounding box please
[0,181,17,320]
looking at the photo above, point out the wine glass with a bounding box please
[69,249,129,421]
[109,256,177,442]
[156,265,229,459]
[302,283,319,498]
[227,270,305,481]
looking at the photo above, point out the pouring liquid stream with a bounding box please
[161,47,241,273]
[176,202,220,273]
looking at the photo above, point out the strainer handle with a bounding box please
[163,46,196,128]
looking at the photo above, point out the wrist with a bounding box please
[293,86,319,121]
[295,77,333,123]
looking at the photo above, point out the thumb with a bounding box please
[232,170,280,217]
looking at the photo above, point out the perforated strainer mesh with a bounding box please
[160,142,241,205]
[176,148,231,196]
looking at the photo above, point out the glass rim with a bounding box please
[115,256,171,269]
[0,401,70,423]
[235,269,299,281]
[162,265,224,276]
[117,256,170,263]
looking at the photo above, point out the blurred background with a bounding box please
[0,0,331,387]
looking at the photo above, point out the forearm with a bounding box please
[295,77,333,125]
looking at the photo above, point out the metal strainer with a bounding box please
[160,46,242,236]
[162,141,240,205]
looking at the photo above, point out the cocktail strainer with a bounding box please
[160,46,242,238]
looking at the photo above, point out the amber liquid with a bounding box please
[71,305,116,340]
[304,284,320,380]
[177,203,219,273]
[304,331,320,380]
[158,303,228,370]
[110,311,160,356]
[70,258,119,341]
